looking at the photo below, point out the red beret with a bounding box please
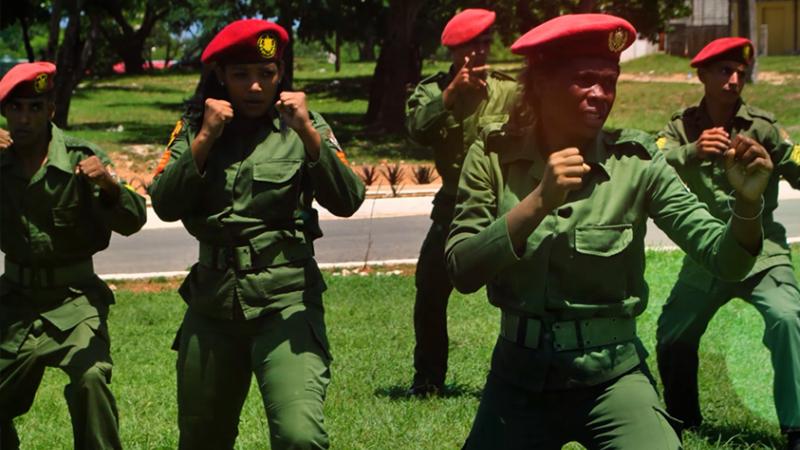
[201,19,289,65]
[690,37,753,68]
[0,62,56,103]
[511,14,636,63]
[441,9,496,47]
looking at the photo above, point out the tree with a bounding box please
[93,0,173,74]
[0,0,50,61]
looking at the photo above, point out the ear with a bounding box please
[697,68,706,84]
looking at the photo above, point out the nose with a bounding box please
[248,79,262,92]
[729,71,740,85]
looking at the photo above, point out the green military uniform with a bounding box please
[0,124,147,449]
[446,124,760,448]
[655,99,800,432]
[149,111,365,449]
[405,69,517,390]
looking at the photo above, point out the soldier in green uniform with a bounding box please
[148,19,364,450]
[447,15,772,448]
[405,8,517,396]
[0,62,147,449]
[654,37,800,449]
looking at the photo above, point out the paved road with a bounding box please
[2,199,796,277]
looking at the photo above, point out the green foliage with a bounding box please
[12,248,800,448]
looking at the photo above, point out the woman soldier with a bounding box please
[149,19,365,449]
[446,14,771,449]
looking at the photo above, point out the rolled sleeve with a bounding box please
[149,125,206,222]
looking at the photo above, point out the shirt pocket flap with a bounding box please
[575,225,633,257]
[253,159,303,184]
[52,204,80,227]
[40,295,100,332]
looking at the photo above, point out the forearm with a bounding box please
[730,194,763,255]
[190,131,215,173]
[297,121,321,161]
[506,188,550,255]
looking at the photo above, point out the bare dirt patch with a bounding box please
[108,277,183,293]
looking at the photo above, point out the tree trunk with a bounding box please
[20,16,35,62]
[53,0,85,127]
[46,0,64,61]
[365,0,423,132]
[358,35,375,61]
[335,30,341,73]
[278,12,294,90]
[748,0,758,82]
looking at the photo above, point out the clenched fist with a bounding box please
[0,128,13,150]
[275,91,312,132]
[695,127,731,159]
[200,98,234,141]
[536,147,591,212]
[75,156,118,193]
[724,134,772,204]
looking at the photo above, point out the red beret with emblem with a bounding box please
[690,37,753,68]
[0,62,56,103]
[201,19,289,65]
[441,9,496,47]
[511,14,636,63]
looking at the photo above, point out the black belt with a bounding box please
[4,258,95,288]
[500,311,637,351]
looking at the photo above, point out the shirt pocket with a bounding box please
[251,159,304,219]
[52,203,81,227]
[572,224,634,301]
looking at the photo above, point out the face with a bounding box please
[216,62,283,118]
[534,57,620,144]
[699,60,747,105]
[450,32,493,70]
[1,96,54,148]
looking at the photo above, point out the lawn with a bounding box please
[12,247,800,449]
[1,54,797,170]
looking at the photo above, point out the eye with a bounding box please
[261,69,276,78]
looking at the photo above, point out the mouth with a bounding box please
[581,108,607,128]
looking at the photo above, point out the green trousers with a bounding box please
[463,368,682,449]
[412,220,454,388]
[176,301,332,450]
[0,311,120,450]
[656,264,800,431]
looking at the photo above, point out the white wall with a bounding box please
[620,38,661,62]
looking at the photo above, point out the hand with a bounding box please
[695,127,730,159]
[75,156,117,192]
[0,128,12,150]
[443,53,489,119]
[724,134,772,204]
[535,148,591,211]
[200,98,233,141]
[276,91,313,132]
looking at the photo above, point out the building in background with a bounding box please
[667,0,799,56]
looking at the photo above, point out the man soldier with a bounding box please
[0,62,147,449]
[655,37,800,449]
[405,8,518,396]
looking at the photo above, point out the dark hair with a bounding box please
[183,62,289,132]
[506,58,549,135]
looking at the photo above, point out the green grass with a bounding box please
[12,247,800,449]
[1,55,798,166]
[621,54,800,76]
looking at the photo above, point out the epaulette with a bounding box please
[63,133,102,158]
[744,104,776,122]
[603,128,658,159]
[672,106,696,122]
[482,121,522,154]
[419,71,448,87]
[489,70,516,82]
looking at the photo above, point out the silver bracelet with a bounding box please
[727,190,764,221]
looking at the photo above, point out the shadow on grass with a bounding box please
[104,101,184,113]
[68,121,174,146]
[374,383,482,401]
[676,351,785,449]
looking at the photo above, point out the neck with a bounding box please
[704,96,738,127]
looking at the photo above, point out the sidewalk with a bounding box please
[142,181,798,230]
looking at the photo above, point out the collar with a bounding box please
[44,124,74,174]
[697,97,752,128]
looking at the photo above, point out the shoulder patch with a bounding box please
[656,136,668,150]
[791,144,800,165]
[152,119,183,177]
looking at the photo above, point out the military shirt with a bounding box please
[0,124,147,356]
[446,125,758,391]
[658,99,800,289]
[149,111,365,320]
[405,69,518,223]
